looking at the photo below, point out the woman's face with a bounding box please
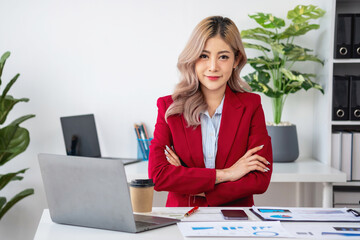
[195,35,239,96]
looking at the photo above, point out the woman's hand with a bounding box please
[216,145,270,184]
[164,145,181,166]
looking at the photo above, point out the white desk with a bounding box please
[125,158,346,208]
[34,208,360,240]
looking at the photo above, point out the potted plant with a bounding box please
[241,5,325,162]
[0,51,35,220]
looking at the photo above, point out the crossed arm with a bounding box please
[165,144,270,184]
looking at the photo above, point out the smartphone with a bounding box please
[221,209,248,220]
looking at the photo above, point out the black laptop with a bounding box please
[60,114,140,165]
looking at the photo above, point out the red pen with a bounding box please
[184,206,199,217]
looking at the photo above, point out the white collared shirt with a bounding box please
[200,96,225,169]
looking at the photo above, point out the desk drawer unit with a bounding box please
[333,186,360,208]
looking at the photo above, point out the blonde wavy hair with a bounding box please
[165,16,250,127]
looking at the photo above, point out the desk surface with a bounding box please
[34,207,360,240]
[125,158,346,183]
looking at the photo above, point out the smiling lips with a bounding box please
[206,76,220,81]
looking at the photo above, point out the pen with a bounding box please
[139,127,148,150]
[134,124,146,159]
[141,122,149,139]
[185,206,199,217]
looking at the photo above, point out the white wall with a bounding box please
[0,0,330,239]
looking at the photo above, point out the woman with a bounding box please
[148,16,272,207]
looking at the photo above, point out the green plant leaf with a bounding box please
[281,69,324,94]
[278,22,320,39]
[0,126,30,166]
[248,57,282,71]
[0,169,28,190]
[249,13,285,29]
[9,114,35,126]
[243,71,283,98]
[0,197,6,208]
[0,51,10,78]
[0,95,29,125]
[240,33,273,44]
[288,54,324,65]
[302,78,324,93]
[241,27,276,37]
[0,197,6,211]
[287,5,326,24]
[243,42,270,52]
[281,68,305,82]
[270,43,286,55]
[271,43,323,65]
[0,73,20,104]
[0,188,34,220]
[282,43,312,56]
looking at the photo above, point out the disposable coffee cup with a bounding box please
[129,179,155,213]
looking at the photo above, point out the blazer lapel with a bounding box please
[182,116,205,168]
[216,86,245,169]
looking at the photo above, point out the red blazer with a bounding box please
[148,85,273,207]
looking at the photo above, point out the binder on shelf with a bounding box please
[333,75,350,121]
[350,76,360,120]
[331,132,342,170]
[341,131,353,181]
[352,132,360,181]
[352,14,360,58]
[335,14,353,58]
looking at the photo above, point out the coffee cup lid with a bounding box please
[130,179,154,187]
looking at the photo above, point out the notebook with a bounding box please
[38,153,180,233]
[60,114,140,165]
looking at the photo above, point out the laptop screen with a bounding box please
[60,114,101,157]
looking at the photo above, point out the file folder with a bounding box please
[341,131,352,181]
[331,132,341,170]
[353,14,360,58]
[332,75,350,120]
[350,76,360,120]
[352,132,360,180]
[335,14,352,58]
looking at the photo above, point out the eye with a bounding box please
[220,55,230,60]
[199,54,208,59]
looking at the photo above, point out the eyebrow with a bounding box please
[202,50,231,54]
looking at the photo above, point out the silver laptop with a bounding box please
[60,114,140,165]
[38,153,180,233]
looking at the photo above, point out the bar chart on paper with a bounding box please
[177,221,292,237]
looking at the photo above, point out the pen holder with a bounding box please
[137,138,152,160]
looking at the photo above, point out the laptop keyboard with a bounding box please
[135,220,158,228]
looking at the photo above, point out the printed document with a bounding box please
[177,221,292,237]
[252,206,360,222]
